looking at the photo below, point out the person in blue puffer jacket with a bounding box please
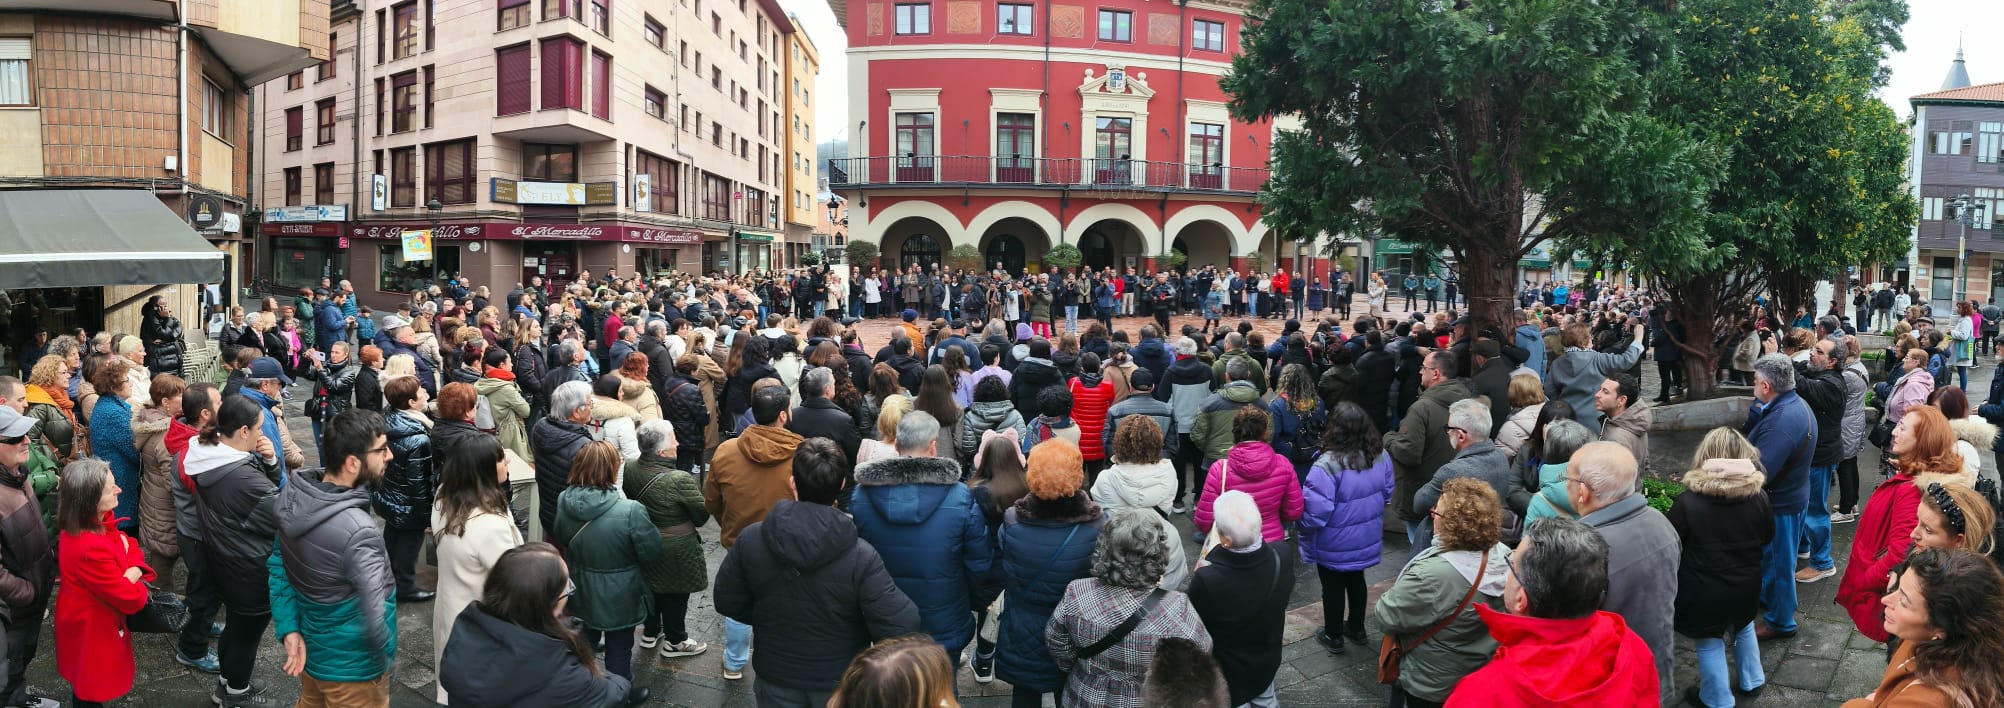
[848,411,991,668]
[1296,402,1394,654]
[987,439,1104,705]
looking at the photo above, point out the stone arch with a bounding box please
[964,201,1063,250]
[860,199,964,247]
[1245,221,1272,260]
[1171,221,1235,272]
[1062,202,1159,250]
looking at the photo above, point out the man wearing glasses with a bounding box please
[1412,399,1531,545]
[0,406,57,708]
[1385,351,1475,547]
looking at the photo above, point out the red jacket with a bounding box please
[1446,605,1659,707]
[1069,376,1117,461]
[1836,471,1942,641]
[55,514,155,702]
[601,312,624,352]
[1196,442,1305,542]
[164,416,199,493]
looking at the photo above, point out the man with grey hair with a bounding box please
[1414,398,1528,529]
[1211,331,1266,395]
[1191,356,1265,477]
[784,367,860,465]
[374,315,436,395]
[1385,350,1474,544]
[849,409,990,669]
[1453,517,1660,702]
[540,340,589,404]
[1744,351,1815,641]
[1161,336,1217,512]
[1568,441,1679,702]
[1188,490,1294,707]
[531,380,597,537]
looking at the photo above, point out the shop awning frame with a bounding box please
[0,189,225,289]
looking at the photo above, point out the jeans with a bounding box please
[756,682,834,708]
[1064,306,1078,334]
[382,526,425,596]
[723,616,752,671]
[1693,622,1765,707]
[1761,512,1804,632]
[1959,365,1970,391]
[1801,466,1834,571]
[581,626,636,680]
[176,532,220,660]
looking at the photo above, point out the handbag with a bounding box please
[1195,461,1231,571]
[1378,548,1488,685]
[1870,416,1895,449]
[127,582,190,633]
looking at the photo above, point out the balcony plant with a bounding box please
[1044,243,1084,271]
[800,251,822,266]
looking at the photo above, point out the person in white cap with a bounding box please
[0,406,56,707]
[374,314,436,396]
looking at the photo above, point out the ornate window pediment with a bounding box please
[1079,65,1155,99]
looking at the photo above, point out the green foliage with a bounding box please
[946,244,983,272]
[1044,243,1083,271]
[799,250,822,267]
[1642,478,1684,514]
[1164,249,1188,270]
[1247,254,1268,275]
[844,240,880,269]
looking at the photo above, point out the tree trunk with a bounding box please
[1457,240,1517,340]
[1668,273,1728,401]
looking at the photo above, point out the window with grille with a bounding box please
[426,139,475,205]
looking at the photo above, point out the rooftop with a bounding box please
[1913,81,2004,106]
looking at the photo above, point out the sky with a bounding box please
[783,0,2004,141]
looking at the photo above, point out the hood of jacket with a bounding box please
[1218,380,1261,405]
[733,424,804,466]
[184,440,255,477]
[276,467,372,538]
[1950,416,1999,450]
[1469,605,1657,703]
[965,399,1020,428]
[1224,441,1288,481]
[590,396,640,424]
[759,499,859,571]
[854,456,964,525]
[1092,459,1177,510]
[1421,541,1511,596]
[1602,402,1652,438]
[1681,458,1766,499]
[1017,356,1056,375]
[132,407,171,436]
[556,485,624,524]
[473,376,517,396]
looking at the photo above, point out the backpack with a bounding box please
[1024,417,1058,456]
[1273,401,1327,466]
[473,392,498,433]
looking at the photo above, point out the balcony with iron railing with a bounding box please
[826,155,1269,194]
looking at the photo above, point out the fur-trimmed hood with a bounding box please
[589,396,640,423]
[1014,489,1102,525]
[1910,467,1977,492]
[854,455,962,487]
[1950,416,1998,450]
[131,406,172,436]
[1681,458,1766,499]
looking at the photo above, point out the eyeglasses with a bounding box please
[561,579,577,602]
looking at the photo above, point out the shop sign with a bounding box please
[492,178,620,206]
[265,205,349,222]
[261,222,343,236]
[508,224,607,239]
[344,222,706,242]
[188,195,225,229]
[623,227,702,244]
[736,231,776,243]
[350,224,485,239]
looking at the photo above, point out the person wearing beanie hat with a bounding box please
[899,310,923,349]
[988,439,1103,703]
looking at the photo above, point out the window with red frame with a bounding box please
[314,163,335,204]
[391,71,417,132]
[319,31,337,79]
[541,37,584,110]
[635,151,679,213]
[498,0,531,30]
[283,167,302,205]
[425,138,475,205]
[393,2,418,59]
[495,45,531,115]
[702,173,730,221]
[591,51,610,119]
[390,147,416,206]
[315,99,335,145]
[284,107,302,151]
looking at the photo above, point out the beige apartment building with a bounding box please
[254,0,803,311]
[781,19,819,262]
[0,0,326,348]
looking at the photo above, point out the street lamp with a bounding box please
[426,198,443,230]
[1953,194,1986,307]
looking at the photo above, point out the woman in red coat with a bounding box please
[1068,353,1118,476]
[1835,406,1969,643]
[53,458,154,707]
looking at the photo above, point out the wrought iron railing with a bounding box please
[826,156,1269,194]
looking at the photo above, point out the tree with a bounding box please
[1164,249,1188,270]
[1225,0,1717,335]
[844,240,880,271]
[800,250,822,267]
[946,244,983,272]
[1044,243,1083,271]
[1640,0,1914,399]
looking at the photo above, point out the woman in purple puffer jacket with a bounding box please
[1298,402,1394,655]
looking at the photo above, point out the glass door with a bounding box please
[1094,117,1131,185]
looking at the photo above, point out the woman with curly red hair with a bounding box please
[1837,406,1970,644]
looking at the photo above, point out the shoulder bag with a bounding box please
[1073,587,1169,661]
[1195,461,1231,571]
[1378,547,1488,685]
[129,581,190,633]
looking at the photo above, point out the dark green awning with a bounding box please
[0,189,224,289]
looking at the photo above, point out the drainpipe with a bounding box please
[352,8,364,225]
[176,9,189,199]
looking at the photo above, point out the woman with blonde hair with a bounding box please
[858,395,912,466]
[24,355,78,460]
[1839,406,1970,644]
[1670,427,1773,707]
[829,635,960,708]
[1494,374,1546,461]
[1911,482,1996,556]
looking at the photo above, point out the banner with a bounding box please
[492,179,620,206]
[265,205,349,222]
[633,173,652,212]
[371,174,388,210]
[402,229,434,261]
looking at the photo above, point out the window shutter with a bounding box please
[286,109,302,138]
[592,52,610,119]
[498,46,531,115]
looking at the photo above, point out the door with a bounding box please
[1933,256,1956,309]
[895,112,935,182]
[986,234,1026,274]
[1094,117,1132,185]
[996,113,1035,183]
[525,246,579,293]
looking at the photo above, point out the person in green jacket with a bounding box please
[624,421,711,659]
[1522,420,1593,523]
[1210,332,1268,395]
[552,440,663,688]
[293,288,317,351]
[1383,351,1474,544]
[1372,478,1510,706]
[1190,359,1264,466]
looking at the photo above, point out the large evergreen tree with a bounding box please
[1224,0,1717,333]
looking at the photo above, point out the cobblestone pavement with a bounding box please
[47,299,1976,706]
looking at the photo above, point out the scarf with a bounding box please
[26,385,75,428]
[483,367,515,381]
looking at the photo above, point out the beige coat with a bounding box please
[132,407,179,562]
[619,376,663,421]
[430,506,522,704]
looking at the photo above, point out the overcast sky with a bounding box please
[784,0,2004,142]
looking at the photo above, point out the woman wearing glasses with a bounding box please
[439,543,634,707]
[1371,478,1509,708]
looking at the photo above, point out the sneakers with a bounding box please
[1830,510,1858,524]
[213,684,280,708]
[176,649,222,673]
[1171,501,1189,515]
[722,667,744,681]
[637,632,660,650]
[972,650,996,683]
[659,639,708,658]
[6,694,57,708]
[1796,566,1837,583]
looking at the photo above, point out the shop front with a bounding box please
[622,227,706,280]
[327,223,708,310]
[735,230,780,274]
[261,222,348,291]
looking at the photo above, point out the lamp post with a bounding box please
[426,198,442,230]
[1953,193,1985,308]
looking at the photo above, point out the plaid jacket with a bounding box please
[1046,578,1211,708]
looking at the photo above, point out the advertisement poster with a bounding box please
[371,174,388,210]
[402,229,434,261]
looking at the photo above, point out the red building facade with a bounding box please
[828,0,1335,276]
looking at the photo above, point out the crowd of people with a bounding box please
[2,264,2004,708]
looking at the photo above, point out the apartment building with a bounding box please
[781,19,820,263]
[254,0,798,310]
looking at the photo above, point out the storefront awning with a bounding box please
[0,189,224,289]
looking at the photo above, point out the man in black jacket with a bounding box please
[541,340,590,404]
[1189,489,1294,706]
[0,407,54,708]
[881,335,925,395]
[713,438,919,706]
[1792,339,1847,584]
[638,321,675,397]
[784,369,860,466]
[530,380,596,536]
